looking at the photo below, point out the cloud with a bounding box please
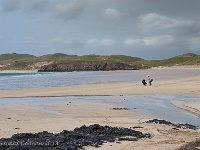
[124,38,142,46]
[142,35,174,46]
[2,0,20,12]
[138,12,196,34]
[124,35,174,46]
[87,38,115,46]
[30,0,48,11]
[135,12,200,49]
[87,38,98,45]
[67,39,85,48]
[103,8,127,22]
[100,38,114,46]
[54,0,87,20]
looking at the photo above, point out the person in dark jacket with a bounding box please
[142,79,147,86]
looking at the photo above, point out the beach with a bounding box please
[0,66,200,149]
[1,66,200,97]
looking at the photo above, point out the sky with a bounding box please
[0,0,200,59]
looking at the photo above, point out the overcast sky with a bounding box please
[0,0,200,59]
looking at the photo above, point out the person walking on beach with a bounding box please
[148,76,153,86]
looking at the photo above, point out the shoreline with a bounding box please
[0,75,200,98]
[0,65,200,73]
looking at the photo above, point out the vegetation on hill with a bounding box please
[150,53,200,67]
[0,53,199,71]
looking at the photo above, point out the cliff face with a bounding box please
[38,62,143,72]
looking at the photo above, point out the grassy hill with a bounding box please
[149,53,200,67]
[0,53,199,70]
[0,53,38,70]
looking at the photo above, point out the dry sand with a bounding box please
[0,66,200,149]
[0,70,37,73]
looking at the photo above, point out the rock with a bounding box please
[118,137,138,141]
[38,62,142,72]
[146,119,197,130]
[112,108,129,110]
[116,141,121,144]
[131,126,143,129]
[0,124,150,150]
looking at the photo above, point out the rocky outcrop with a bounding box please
[146,119,198,130]
[38,62,143,72]
[0,124,150,150]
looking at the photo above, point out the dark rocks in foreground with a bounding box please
[0,124,150,150]
[38,62,144,72]
[146,119,198,130]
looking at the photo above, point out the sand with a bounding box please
[0,70,38,73]
[0,66,200,149]
[171,100,200,116]
[0,73,200,97]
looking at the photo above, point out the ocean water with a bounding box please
[0,71,141,90]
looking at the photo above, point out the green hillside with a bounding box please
[149,53,200,67]
[0,53,199,71]
[0,53,38,70]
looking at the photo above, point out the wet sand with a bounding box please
[0,101,199,150]
[0,66,200,149]
[171,99,200,116]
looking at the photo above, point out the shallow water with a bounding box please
[0,95,199,127]
[0,71,140,90]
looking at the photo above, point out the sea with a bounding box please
[0,70,200,127]
[0,71,141,90]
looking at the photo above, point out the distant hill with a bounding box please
[148,53,200,67]
[0,53,199,71]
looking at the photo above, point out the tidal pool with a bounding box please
[0,95,199,127]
